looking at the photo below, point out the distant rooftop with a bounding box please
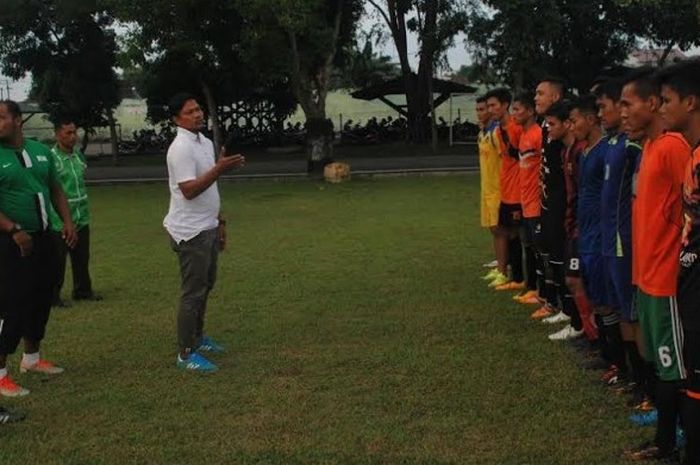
[626,48,688,67]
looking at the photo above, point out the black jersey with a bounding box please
[679,144,700,331]
[538,121,567,254]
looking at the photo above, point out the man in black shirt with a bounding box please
[533,78,579,339]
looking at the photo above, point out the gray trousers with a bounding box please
[170,228,219,352]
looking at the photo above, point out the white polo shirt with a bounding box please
[163,127,220,243]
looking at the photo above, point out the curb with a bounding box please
[85,166,479,185]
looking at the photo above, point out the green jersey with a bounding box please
[0,139,57,233]
[49,145,89,231]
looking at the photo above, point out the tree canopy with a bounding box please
[0,0,120,133]
[467,0,636,92]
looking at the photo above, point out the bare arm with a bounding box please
[50,183,78,247]
[178,149,245,200]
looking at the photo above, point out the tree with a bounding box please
[621,0,700,65]
[0,0,121,159]
[468,0,636,93]
[331,36,401,90]
[109,0,263,153]
[367,0,470,143]
[455,63,497,86]
[242,0,364,173]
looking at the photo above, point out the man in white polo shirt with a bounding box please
[163,93,244,372]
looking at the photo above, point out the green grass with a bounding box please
[0,176,643,465]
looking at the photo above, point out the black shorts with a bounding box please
[498,202,523,228]
[565,239,581,278]
[678,258,700,334]
[0,232,57,355]
[684,330,700,397]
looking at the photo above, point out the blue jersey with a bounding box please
[577,136,607,254]
[601,134,642,258]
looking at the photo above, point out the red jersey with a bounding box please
[518,123,543,218]
[564,140,588,240]
[497,119,523,205]
[632,132,690,296]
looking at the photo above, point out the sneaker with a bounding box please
[632,396,656,412]
[516,291,542,305]
[612,381,637,396]
[623,442,679,462]
[197,336,226,354]
[482,269,501,281]
[626,388,645,407]
[0,406,25,424]
[20,359,65,375]
[495,281,525,291]
[482,260,498,268]
[488,274,509,288]
[0,376,29,397]
[542,311,571,324]
[548,324,584,341]
[629,409,657,427]
[600,365,619,385]
[176,352,218,372]
[530,305,554,320]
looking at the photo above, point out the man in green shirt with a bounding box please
[50,117,100,306]
[0,100,77,398]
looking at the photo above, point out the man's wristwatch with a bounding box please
[219,219,227,226]
[9,224,22,235]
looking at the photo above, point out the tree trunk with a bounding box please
[200,80,222,155]
[304,105,334,175]
[404,73,431,143]
[428,73,437,154]
[379,0,437,144]
[657,42,675,66]
[107,111,119,166]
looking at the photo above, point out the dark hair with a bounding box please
[545,99,572,121]
[622,66,660,99]
[168,92,197,118]
[0,100,22,119]
[538,76,566,95]
[655,58,700,100]
[476,95,487,104]
[570,94,599,118]
[513,91,535,110]
[594,77,624,102]
[53,116,76,131]
[485,87,512,106]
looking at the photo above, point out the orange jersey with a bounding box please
[518,123,543,218]
[497,119,523,205]
[632,132,691,296]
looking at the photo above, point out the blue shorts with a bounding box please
[605,255,636,322]
[580,253,608,307]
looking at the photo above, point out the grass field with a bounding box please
[0,176,646,465]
